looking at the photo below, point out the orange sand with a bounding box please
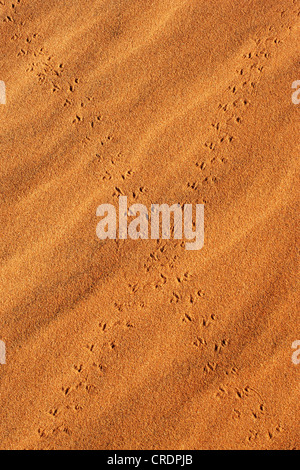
[0,0,299,450]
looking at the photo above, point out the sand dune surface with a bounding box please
[0,0,299,450]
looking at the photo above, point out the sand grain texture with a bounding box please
[0,0,299,450]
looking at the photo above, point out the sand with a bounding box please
[0,0,299,450]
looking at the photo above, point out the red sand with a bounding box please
[0,0,299,450]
